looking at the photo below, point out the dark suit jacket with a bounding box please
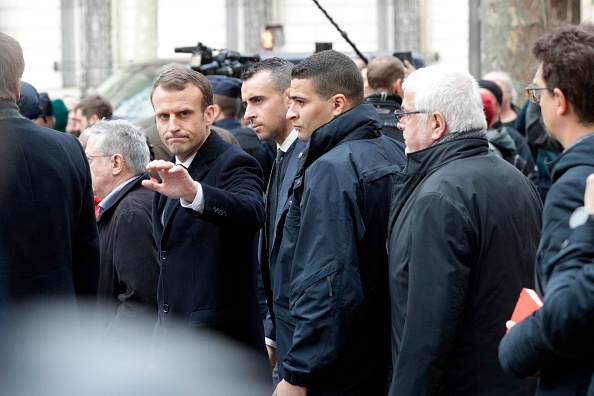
[152,131,266,353]
[96,173,159,336]
[260,138,305,336]
[0,100,99,307]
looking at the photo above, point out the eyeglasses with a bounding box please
[525,83,552,104]
[394,109,427,123]
[86,154,112,163]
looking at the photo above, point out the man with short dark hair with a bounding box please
[75,94,113,146]
[86,119,159,338]
[141,67,268,361]
[364,55,406,142]
[273,49,406,395]
[499,22,594,395]
[241,57,301,376]
[0,32,99,308]
[208,75,274,182]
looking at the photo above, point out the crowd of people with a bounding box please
[1,21,594,396]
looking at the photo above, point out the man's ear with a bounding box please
[282,88,291,108]
[429,111,448,142]
[553,87,569,117]
[204,104,216,127]
[211,104,222,121]
[332,94,348,117]
[111,153,125,175]
[392,79,403,96]
[15,79,21,102]
[89,114,100,126]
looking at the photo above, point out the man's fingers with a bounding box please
[141,179,160,192]
[146,159,174,171]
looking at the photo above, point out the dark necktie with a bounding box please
[268,149,285,242]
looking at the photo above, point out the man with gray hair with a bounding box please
[387,65,542,395]
[483,70,522,129]
[86,119,159,338]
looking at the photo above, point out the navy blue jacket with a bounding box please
[260,137,306,337]
[152,131,267,354]
[499,133,594,395]
[274,103,406,393]
[536,134,594,292]
[500,220,594,395]
[0,101,99,306]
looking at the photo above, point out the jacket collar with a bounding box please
[0,100,24,120]
[405,133,489,174]
[548,132,594,182]
[364,92,403,105]
[303,102,382,169]
[97,172,150,221]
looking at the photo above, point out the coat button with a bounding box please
[163,304,169,313]
[161,251,168,260]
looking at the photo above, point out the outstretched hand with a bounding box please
[142,160,198,202]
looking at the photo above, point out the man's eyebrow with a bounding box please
[246,95,264,102]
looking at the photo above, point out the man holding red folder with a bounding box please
[499,23,594,395]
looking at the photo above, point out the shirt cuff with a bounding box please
[180,181,204,213]
[284,371,308,388]
[265,337,276,348]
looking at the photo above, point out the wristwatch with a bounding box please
[569,206,594,229]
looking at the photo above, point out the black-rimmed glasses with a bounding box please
[525,83,552,104]
[394,109,427,123]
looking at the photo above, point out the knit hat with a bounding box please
[481,92,496,128]
[478,79,503,106]
[52,98,69,132]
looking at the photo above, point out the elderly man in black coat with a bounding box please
[387,65,542,396]
[86,119,159,338]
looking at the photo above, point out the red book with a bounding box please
[507,288,543,333]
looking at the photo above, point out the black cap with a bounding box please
[207,75,243,98]
[17,82,44,120]
[478,79,503,106]
[38,93,54,117]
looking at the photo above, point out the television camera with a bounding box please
[174,42,260,78]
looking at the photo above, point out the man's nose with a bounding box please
[286,104,297,120]
[244,104,254,120]
[168,115,180,132]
